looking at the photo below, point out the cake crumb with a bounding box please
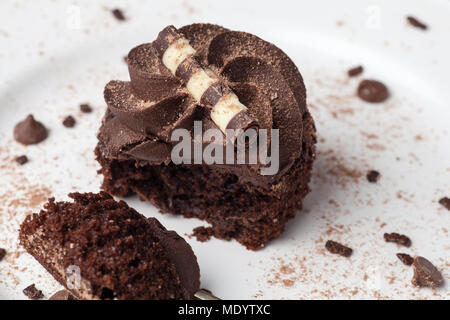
[384,233,411,247]
[192,226,214,242]
[0,248,6,261]
[366,170,380,183]
[438,197,450,211]
[396,253,414,266]
[15,155,28,165]
[325,240,352,257]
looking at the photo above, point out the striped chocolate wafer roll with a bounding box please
[153,25,258,135]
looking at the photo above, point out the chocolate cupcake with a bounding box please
[95,24,317,250]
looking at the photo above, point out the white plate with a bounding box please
[0,0,449,300]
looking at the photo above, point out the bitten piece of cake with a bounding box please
[19,192,200,300]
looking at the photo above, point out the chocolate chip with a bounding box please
[357,79,389,103]
[396,253,414,266]
[23,284,44,299]
[412,256,443,288]
[13,114,48,145]
[325,240,352,257]
[63,115,76,128]
[384,233,411,247]
[112,8,126,21]
[49,290,76,300]
[15,155,28,165]
[0,248,6,262]
[438,197,450,211]
[80,103,92,113]
[367,170,380,183]
[407,16,428,30]
[348,66,363,77]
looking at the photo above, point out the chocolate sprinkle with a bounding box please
[357,79,389,103]
[384,233,411,247]
[325,240,352,257]
[80,103,92,113]
[112,9,126,21]
[0,248,6,261]
[23,284,44,299]
[396,253,414,266]
[15,155,29,165]
[412,256,443,288]
[13,114,48,145]
[438,197,450,211]
[407,16,428,30]
[366,170,380,183]
[348,66,363,77]
[62,115,76,128]
[49,290,76,300]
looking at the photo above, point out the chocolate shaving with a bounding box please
[23,284,44,300]
[325,240,352,257]
[112,9,126,21]
[396,253,414,266]
[412,256,443,288]
[438,197,450,211]
[407,16,428,30]
[384,233,411,247]
[348,66,363,77]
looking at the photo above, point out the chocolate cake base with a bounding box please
[96,113,316,250]
[20,192,200,299]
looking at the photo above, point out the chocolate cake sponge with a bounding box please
[19,192,200,300]
[95,23,317,250]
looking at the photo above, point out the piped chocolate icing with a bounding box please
[99,23,308,185]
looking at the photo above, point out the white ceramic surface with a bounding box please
[0,0,449,299]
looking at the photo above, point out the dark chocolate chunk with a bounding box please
[396,253,414,266]
[112,8,126,21]
[348,66,363,77]
[412,256,443,287]
[62,115,76,128]
[13,115,48,145]
[23,284,44,299]
[80,103,92,113]
[438,197,450,211]
[407,16,428,30]
[15,155,29,165]
[366,170,380,183]
[384,233,411,247]
[0,248,6,261]
[49,290,76,300]
[325,240,352,257]
[357,80,389,103]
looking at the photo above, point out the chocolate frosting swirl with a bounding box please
[100,23,308,186]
